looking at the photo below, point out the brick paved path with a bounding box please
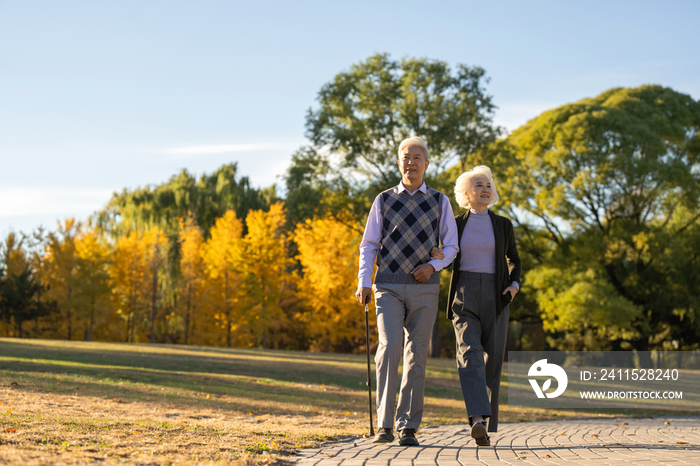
[292,417,700,465]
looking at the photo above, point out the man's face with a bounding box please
[398,144,429,185]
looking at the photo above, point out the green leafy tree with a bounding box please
[95,164,274,237]
[492,85,700,355]
[0,234,57,337]
[307,53,499,180]
[286,53,499,225]
[0,268,57,338]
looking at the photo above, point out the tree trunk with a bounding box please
[67,286,73,340]
[88,297,94,341]
[632,338,653,368]
[150,258,158,344]
[129,289,136,343]
[184,285,191,345]
[224,270,231,347]
[261,277,266,350]
[17,320,23,338]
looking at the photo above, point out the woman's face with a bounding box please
[466,174,492,210]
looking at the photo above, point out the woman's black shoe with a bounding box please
[471,421,490,446]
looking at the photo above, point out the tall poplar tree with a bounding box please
[110,231,147,342]
[143,226,168,343]
[74,230,111,341]
[242,202,290,349]
[42,219,80,339]
[202,210,244,347]
[178,218,206,344]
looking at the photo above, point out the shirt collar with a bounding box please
[398,181,427,195]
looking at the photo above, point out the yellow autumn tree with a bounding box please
[178,218,206,344]
[1,232,29,278]
[42,219,81,339]
[142,226,169,343]
[202,210,244,347]
[242,202,291,349]
[74,229,112,341]
[0,233,31,337]
[294,214,369,352]
[110,230,147,342]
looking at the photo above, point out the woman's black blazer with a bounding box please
[446,210,522,319]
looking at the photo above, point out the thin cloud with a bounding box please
[157,141,304,157]
[0,188,114,217]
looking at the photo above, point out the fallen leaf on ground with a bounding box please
[4,428,17,433]
[677,442,688,444]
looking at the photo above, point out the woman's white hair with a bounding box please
[397,136,429,160]
[454,165,499,209]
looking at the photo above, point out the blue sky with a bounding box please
[1,0,698,236]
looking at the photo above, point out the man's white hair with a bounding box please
[454,165,500,209]
[397,136,429,160]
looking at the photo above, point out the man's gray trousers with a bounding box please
[373,282,439,431]
[451,271,509,432]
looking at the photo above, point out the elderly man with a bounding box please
[356,136,459,446]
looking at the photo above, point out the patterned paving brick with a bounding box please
[290,417,700,465]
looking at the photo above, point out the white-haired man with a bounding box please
[356,136,459,446]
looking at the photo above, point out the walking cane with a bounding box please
[364,300,375,438]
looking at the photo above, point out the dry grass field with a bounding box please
[1,338,689,465]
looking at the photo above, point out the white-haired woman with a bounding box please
[432,165,521,446]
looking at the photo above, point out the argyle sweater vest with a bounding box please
[375,186,443,285]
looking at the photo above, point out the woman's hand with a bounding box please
[430,247,444,260]
[502,286,518,302]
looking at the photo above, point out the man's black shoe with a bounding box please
[398,428,419,446]
[372,427,394,443]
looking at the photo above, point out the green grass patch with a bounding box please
[1,338,696,464]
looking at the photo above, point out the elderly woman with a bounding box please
[434,165,521,446]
